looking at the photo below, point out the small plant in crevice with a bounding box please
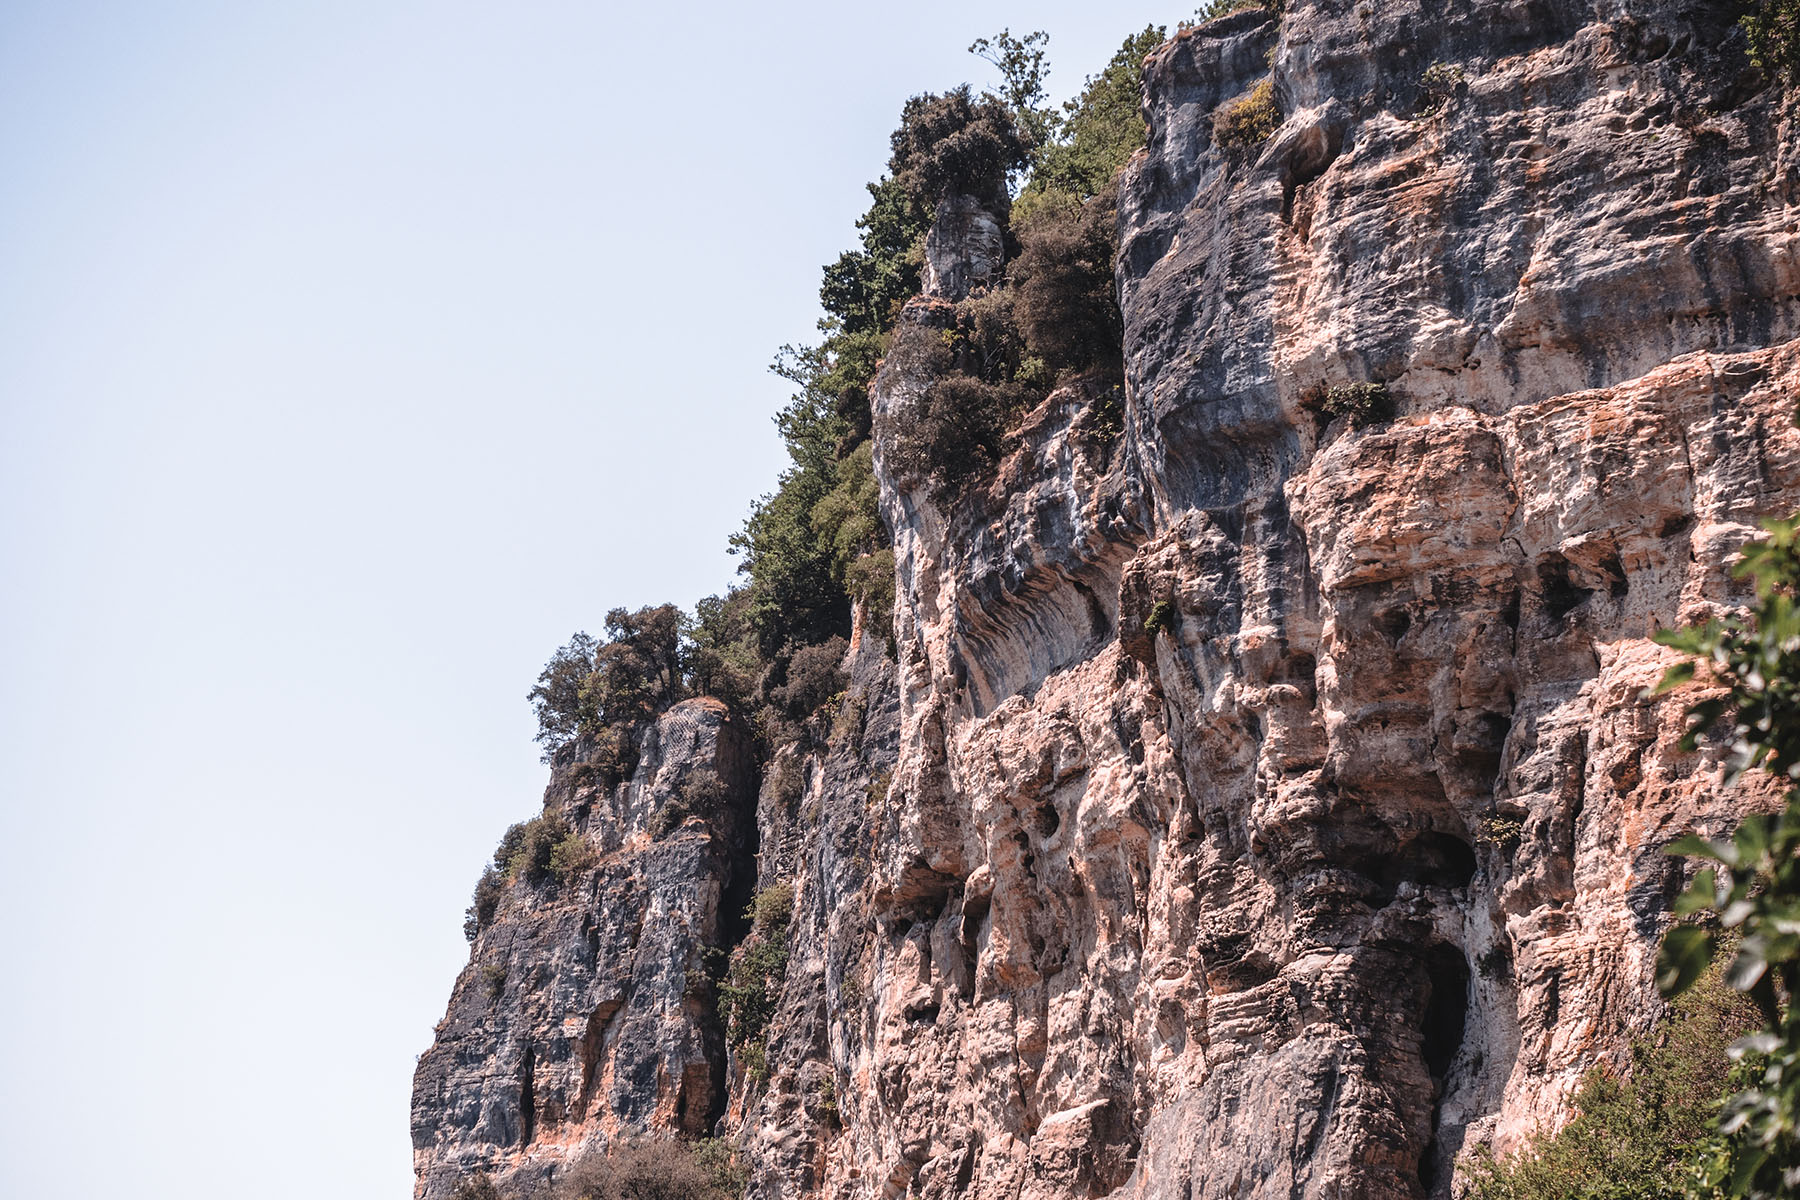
[1418,62,1466,118]
[865,768,893,812]
[1144,599,1177,636]
[815,1075,841,1126]
[719,882,798,1086]
[1318,381,1394,426]
[481,962,507,1002]
[1476,814,1525,856]
[1214,78,1281,151]
[751,881,796,932]
[1085,384,1125,446]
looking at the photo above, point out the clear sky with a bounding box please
[0,3,1178,1196]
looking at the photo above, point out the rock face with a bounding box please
[413,3,1800,1198]
[411,699,756,1199]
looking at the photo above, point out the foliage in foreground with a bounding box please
[1651,514,1800,1197]
[1461,961,1758,1199]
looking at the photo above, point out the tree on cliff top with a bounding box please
[888,85,1028,211]
[527,604,689,771]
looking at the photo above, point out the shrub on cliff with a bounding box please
[1214,78,1280,150]
[1193,0,1281,22]
[1460,957,1758,1199]
[719,883,797,1084]
[494,813,571,886]
[889,85,1029,211]
[819,178,928,338]
[1317,381,1394,426]
[450,1174,500,1200]
[733,342,869,660]
[1007,186,1123,379]
[770,637,848,721]
[686,589,759,715]
[1017,25,1166,208]
[552,1138,743,1200]
[463,865,505,941]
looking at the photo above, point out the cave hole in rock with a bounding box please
[1383,831,1478,891]
[1601,550,1630,599]
[904,999,942,1025]
[1500,590,1521,632]
[1422,945,1470,1081]
[1375,606,1413,643]
[1035,800,1061,838]
[519,1042,537,1148]
[1536,554,1592,621]
[1417,945,1471,1195]
[1286,651,1318,686]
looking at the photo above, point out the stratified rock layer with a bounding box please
[414,3,1800,1198]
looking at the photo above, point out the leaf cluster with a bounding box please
[1652,514,1800,1197]
[889,85,1029,211]
[1742,0,1800,84]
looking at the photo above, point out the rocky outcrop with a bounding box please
[411,699,756,1200]
[415,2,1800,1198]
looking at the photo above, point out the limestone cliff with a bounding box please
[413,2,1800,1197]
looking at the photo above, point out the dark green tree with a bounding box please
[889,85,1029,210]
[820,177,929,337]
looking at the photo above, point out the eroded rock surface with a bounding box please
[415,3,1800,1198]
[411,699,756,1200]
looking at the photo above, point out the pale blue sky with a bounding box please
[0,3,1176,1196]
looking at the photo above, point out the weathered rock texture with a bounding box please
[412,699,756,1199]
[414,2,1800,1198]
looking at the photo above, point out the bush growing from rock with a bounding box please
[551,1138,744,1200]
[1319,381,1393,426]
[772,637,849,720]
[451,1174,500,1200]
[889,85,1029,210]
[1743,0,1800,83]
[463,865,505,941]
[1460,956,1758,1199]
[1214,78,1280,150]
[1418,62,1465,117]
[1008,187,1123,378]
[548,830,594,881]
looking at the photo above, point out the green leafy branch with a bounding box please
[1651,515,1800,1198]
